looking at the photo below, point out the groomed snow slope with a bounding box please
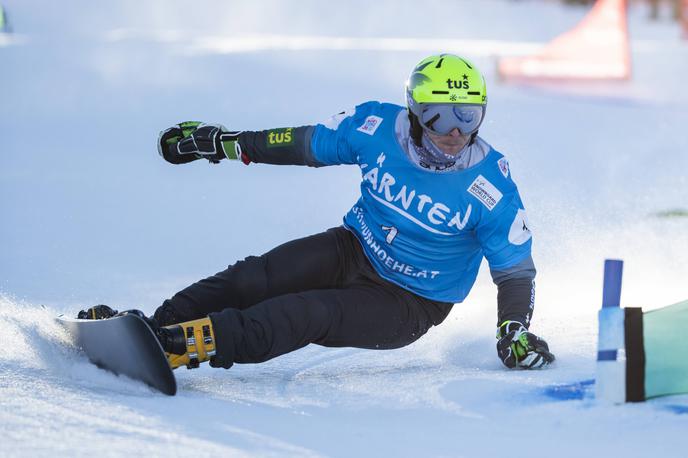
[1,1,687,456]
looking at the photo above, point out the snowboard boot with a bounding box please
[157,317,217,369]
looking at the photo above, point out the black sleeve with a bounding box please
[237,125,325,167]
[490,255,536,328]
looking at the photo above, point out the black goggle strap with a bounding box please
[424,113,441,131]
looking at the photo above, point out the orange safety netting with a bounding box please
[498,0,631,81]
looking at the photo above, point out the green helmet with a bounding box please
[405,54,487,145]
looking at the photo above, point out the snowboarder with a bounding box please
[85,53,554,371]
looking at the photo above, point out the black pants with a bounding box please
[153,227,453,369]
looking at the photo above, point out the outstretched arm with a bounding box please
[158,103,375,167]
[158,122,325,167]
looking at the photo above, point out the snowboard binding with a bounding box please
[158,318,218,370]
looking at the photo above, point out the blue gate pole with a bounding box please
[596,259,626,403]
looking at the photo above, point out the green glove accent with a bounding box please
[178,121,202,138]
[496,320,555,369]
[220,138,240,160]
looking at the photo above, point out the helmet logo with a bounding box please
[446,74,470,89]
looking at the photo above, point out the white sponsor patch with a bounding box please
[322,107,355,129]
[467,175,503,211]
[498,157,510,178]
[356,115,383,135]
[508,208,532,245]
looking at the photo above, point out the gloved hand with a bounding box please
[157,121,241,164]
[77,306,153,325]
[77,304,118,320]
[496,321,555,369]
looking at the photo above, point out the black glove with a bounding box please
[77,304,118,320]
[77,306,155,326]
[496,321,555,369]
[157,121,241,164]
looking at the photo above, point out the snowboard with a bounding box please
[58,313,177,395]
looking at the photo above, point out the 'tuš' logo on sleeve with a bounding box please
[267,128,294,147]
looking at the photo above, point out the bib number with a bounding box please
[381,226,398,244]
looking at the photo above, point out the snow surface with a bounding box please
[1,0,688,456]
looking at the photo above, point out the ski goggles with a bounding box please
[417,103,486,136]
